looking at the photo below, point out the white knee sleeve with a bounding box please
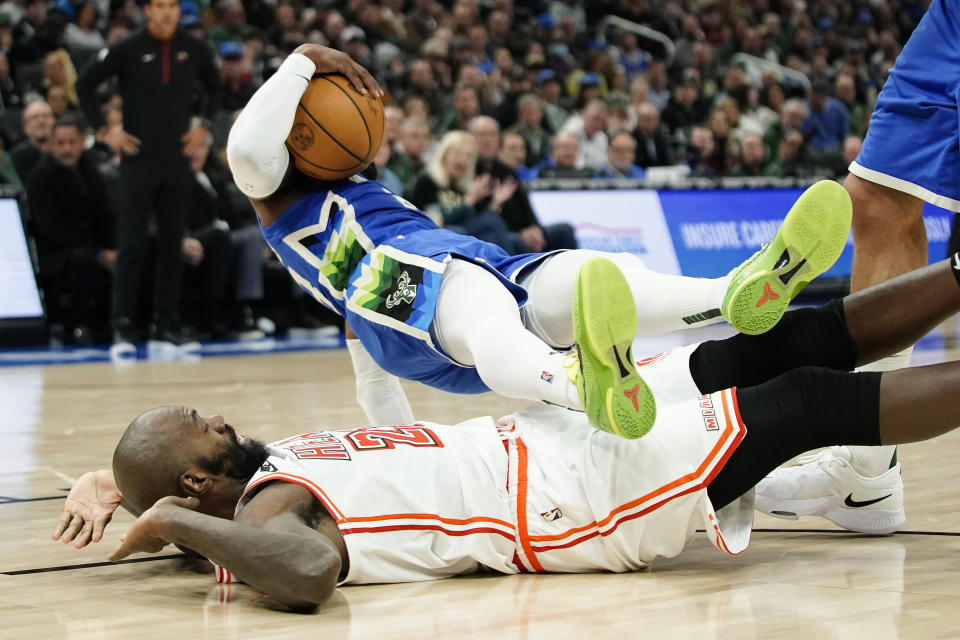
[347,338,415,426]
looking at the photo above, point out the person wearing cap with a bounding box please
[219,40,255,112]
[77,0,222,358]
[534,68,569,133]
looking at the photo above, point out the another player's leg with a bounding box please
[703,255,960,531]
[756,172,928,531]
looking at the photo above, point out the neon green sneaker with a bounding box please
[572,257,656,439]
[721,180,852,335]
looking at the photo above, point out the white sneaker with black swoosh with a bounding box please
[755,446,905,534]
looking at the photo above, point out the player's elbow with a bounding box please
[280,555,340,610]
[226,133,288,200]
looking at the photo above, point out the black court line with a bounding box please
[3,554,187,575]
[698,528,960,537]
[0,495,68,504]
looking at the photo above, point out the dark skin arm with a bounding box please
[109,482,348,611]
[248,44,383,228]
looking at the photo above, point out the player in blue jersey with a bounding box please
[226,45,851,440]
[759,0,960,534]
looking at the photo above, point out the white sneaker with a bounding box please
[755,446,905,534]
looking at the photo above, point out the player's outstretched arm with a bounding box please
[108,484,343,611]
[53,469,123,548]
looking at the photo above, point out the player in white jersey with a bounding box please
[55,250,960,609]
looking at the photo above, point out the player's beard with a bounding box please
[197,424,270,482]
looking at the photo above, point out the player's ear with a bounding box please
[179,468,212,496]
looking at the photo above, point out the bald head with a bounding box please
[113,406,268,518]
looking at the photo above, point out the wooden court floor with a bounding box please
[2,325,960,639]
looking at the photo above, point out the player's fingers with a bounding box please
[340,65,367,96]
[91,513,112,543]
[52,510,73,540]
[354,64,383,98]
[61,515,85,543]
[107,541,129,562]
[74,521,94,549]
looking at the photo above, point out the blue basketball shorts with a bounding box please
[850,0,960,211]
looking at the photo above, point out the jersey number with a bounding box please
[344,426,444,451]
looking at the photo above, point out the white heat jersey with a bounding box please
[214,347,754,586]
[234,416,517,584]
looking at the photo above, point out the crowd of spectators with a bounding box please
[0,0,924,344]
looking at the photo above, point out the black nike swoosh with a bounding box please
[843,493,893,508]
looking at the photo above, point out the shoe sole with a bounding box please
[722,180,852,335]
[573,258,656,439]
[757,495,905,535]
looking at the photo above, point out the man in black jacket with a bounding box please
[27,117,115,343]
[469,115,576,254]
[77,0,221,358]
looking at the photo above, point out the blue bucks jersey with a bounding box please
[259,176,546,393]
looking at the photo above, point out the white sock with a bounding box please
[847,347,913,476]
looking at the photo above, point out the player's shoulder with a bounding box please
[235,478,320,526]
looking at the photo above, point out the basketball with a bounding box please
[286,73,385,181]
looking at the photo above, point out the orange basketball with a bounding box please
[286,73,385,181]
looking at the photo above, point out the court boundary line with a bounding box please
[3,554,187,575]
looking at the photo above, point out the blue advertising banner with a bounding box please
[531,187,955,279]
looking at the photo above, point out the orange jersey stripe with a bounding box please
[528,388,745,544]
[341,513,515,529]
[514,436,545,572]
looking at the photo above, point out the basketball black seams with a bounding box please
[316,75,372,160]
[294,102,368,168]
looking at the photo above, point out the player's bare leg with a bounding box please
[757,175,928,532]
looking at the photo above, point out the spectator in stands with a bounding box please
[78,0,222,355]
[403,57,444,119]
[507,93,551,169]
[803,77,848,152]
[763,98,808,160]
[218,40,255,112]
[439,83,481,134]
[387,116,431,196]
[187,135,265,338]
[535,69,568,134]
[687,125,717,176]
[372,137,403,196]
[730,132,766,177]
[64,1,105,71]
[633,102,673,168]
[41,48,77,111]
[408,130,518,252]
[561,98,608,170]
[27,116,115,343]
[537,130,594,179]
[660,78,698,135]
[207,0,249,48]
[383,105,403,152]
[498,131,538,182]
[470,115,575,253]
[834,71,868,137]
[599,129,646,179]
[45,83,73,118]
[0,49,22,111]
[644,60,670,111]
[707,108,735,176]
[763,128,806,178]
[11,98,53,182]
[614,32,651,82]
